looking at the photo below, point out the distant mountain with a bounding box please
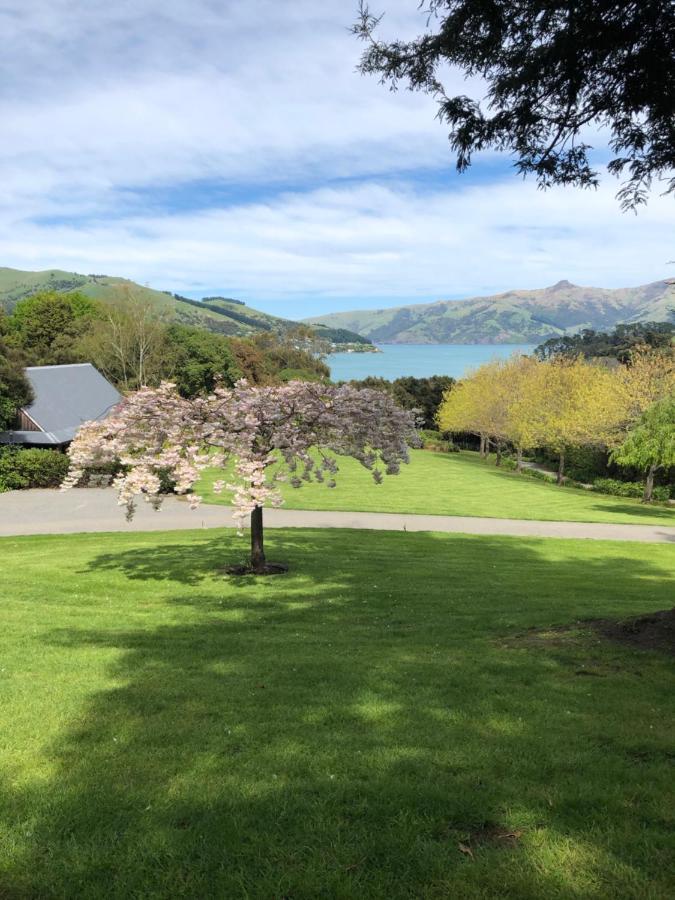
[305,280,675,344]
[0,267,298,337]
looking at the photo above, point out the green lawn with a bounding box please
[1,527,674,898]
[197,449,675,526]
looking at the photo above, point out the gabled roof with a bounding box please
[0,363,121,446]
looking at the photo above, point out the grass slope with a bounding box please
[306,280,674,344]
[0,266,295,337]
[198,450,675,526]
[1,528,673,897]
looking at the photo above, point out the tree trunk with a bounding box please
[250,505,266,572]
[516,447,523,472]
[557,450,565,485]
[643,463,657,502]
[495,441,502,467]
[479,435,487,458]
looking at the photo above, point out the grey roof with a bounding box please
[0,363,121,446]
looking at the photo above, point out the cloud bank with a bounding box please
[2,0,672,318]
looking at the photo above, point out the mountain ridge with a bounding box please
[0,266,298,337]
[304,280,675,344]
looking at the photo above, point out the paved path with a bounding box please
[1,488,674,543]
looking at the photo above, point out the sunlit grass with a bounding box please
[197,449,675,526]
[1,527,674,897]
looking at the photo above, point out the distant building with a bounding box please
[0,363,121,448]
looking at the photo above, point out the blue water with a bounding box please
[329,344,537,382]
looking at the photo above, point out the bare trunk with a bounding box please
[643,463,657,502]
[557,450,565,486]
[516,447,524,472]
[495,441,502,467]
[479,435,487,458]
[250,505,266,572]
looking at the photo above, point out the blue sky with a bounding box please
[1,0,673,321]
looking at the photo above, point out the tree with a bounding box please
[163,325,241,397]
[535,323,675,362]
[76,289,168,391]
[612,397,675,501]
[532,358,624,483]
[354,1,675,208]
[615,347,675,424]
[228,330,330,385]
[392,375,455,429]
[7,291,101,364]
[0,317,33,430]
[500,355,547,469]
[437,360,511,460]
[63,380,417,574]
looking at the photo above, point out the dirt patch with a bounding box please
[594,608,675,655]
[223,562,289,576]
[457,822,524,858]
[503,608,675,657]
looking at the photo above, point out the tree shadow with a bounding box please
[590,502,675,522]
[3,530,675,897]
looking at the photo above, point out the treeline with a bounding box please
[534,321,674,362]
[0,289,329,428]
[437,351,674,500]
[343,375,455,429]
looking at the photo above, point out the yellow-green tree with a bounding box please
[616,347,675,424]
[534,358,625,483]
[437,360,509,460]
[500,355,549,470]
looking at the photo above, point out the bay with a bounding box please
[328,343,538,382]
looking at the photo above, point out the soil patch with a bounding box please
[224,562,289,576]
[504,608,675,657]
[594,607,675,655]
[457,822,524,858]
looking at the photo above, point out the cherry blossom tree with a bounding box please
[63,380,418,573]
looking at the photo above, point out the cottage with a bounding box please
[0,363,121,447]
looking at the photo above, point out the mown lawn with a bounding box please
[197,449,675,526]
[1,527,674,898]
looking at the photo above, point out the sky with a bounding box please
[2,0,673,320]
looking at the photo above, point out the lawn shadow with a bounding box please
[590,502,675,522]
[4,530,675,897]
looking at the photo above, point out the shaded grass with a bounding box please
[197,450,675,526]
[0,527,674,897]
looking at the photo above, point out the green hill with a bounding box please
[0,267,297,337]
[305,279,675,344]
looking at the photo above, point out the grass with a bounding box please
[197,449,675,526]
[1,527,674,897]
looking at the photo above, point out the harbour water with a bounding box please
[328,343,537,382]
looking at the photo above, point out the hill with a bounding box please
[0,267,374,347]
[305,280,675,344]
[0,267,300,337]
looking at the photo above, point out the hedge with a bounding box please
[0,448,70,492]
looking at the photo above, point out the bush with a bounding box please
[0,448,69,491]
[520,466,555,482]
[418,429,459,453]
[592,477,669,502]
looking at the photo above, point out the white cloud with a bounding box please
[1,0,672,317]
[2,179,672,318]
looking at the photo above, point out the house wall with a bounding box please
[17,410,41,432]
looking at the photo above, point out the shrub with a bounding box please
[592,477,669,502]
[520,466,556,482]
[0,447,69,491]
[418,429,459,453]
